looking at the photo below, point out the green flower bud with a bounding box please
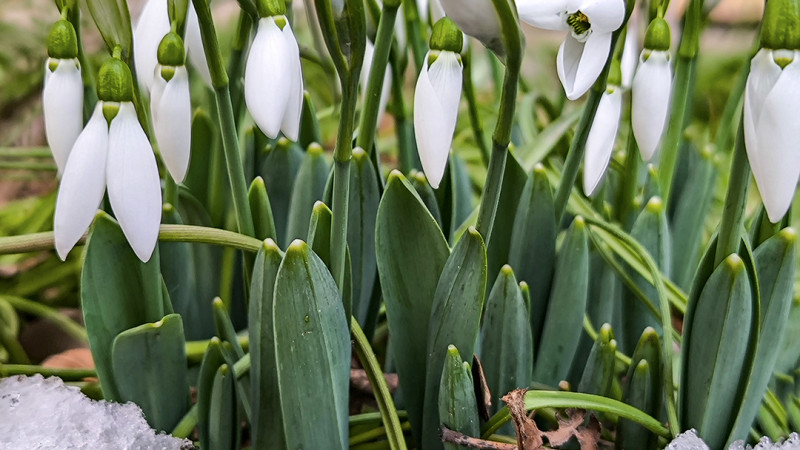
[643,17,671,51]
[47,19,79,60]
[157,31,185,68]
[760,0,800,50]
[256,0,286,19]
[97,57,134,103]
[430,17,463,54]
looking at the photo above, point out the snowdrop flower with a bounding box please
[631,17,672,161]
[583,83,622,195]
[743,0,800,222]
[439,0,503,56]
[134,0,210,91]
[43,19,84,176]
[150,31,192,182]
[244,0,303,140]
[620,20,639,89]
[414,18,463,189]
[361,41,392,128]
[518,0,626,100]
[54,56,161,262]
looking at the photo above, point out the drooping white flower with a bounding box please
[43,19,84,176]
[185,6,212,86]
[439,0,503,56]
[55,59,161,262]
[620,21,639,89]
[743,48,800,222]
[361,40,392,128]
[151,66,192,183]
[583,85,622,195]
[244,15,304,140]
[518,0,626,100]
[414,51,463,189]
[631,49,672,161]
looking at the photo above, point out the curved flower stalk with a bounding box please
[244,6,304,141]
[54,57,161,262]
[414,18,463,189]
[43,19,84,176]
[744,51,800,222]
[583,84,623,195]
[631,17,672,161]
[150,31,192,182]
[361,41,392,128]
[133,0,211,91]
[518,0,626,100]
[439,0,502,56]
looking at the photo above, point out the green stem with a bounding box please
[0,364,95,380]
[390,61,418,173]
[355,2,399,154]
[351,317,406,450]
[402,0,427,73]
[714,121,750,266]
[615,129,640,228]
[0,147,52,157]
[0,161,57,171]
[0,295,88,342]
[164,175,179,208]
[227,10,253,125]
[474,0,523,241]
[462,46,490,168]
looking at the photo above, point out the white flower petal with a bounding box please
[414,52,462,189]
[749,57,800,223]
[149,71,167,123]
[583,87,622,195]
[745,49,782,126]
[394,3,407,49]
[557,31,611,100]
[186,5,212,87]
[440,0,502,48]
[417,0,429,22]
[631,50,672,161]
[280,23,304,141]
[620,25,639,88]
[517,0,569,30]
[431,0,445,22]
[54,104,108,260]
[155,67,192,182]
[133,0,170,92]
[579,0,625,32]
[245,17,292,139]
[107,103,162,262]
[43,58,84,175]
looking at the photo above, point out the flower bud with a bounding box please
[47,19,79,60]
[430,17,463,54]
[643,17,670,52]
[760,0,800,50]
[157,31,186,67]
[97,57,134,104]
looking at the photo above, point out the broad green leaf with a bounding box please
[508,164,556,351]
[86,0,133,59]
[422,227,487,450]
[285,144,330,243]
[621,197,670,354]
[376,170,450,443]
[81,213,164,401]
[260,139,304,247]
[728,228,797,442]
[197,338,225,450]
[532,216,589,386]
[642,164,661,206]
[299,91,322,149]
[184,111,217,208]
[111,314,189,432]
[773,297,800,379]
[347,149,380,331]
[209,363,240,450]
[617,328,662,450]
[479,265,533,413]
[681,254,753,449]
[273,241,350,449]
[307,201,333,268]
[577,323,616,396]
[248,239,284,450]
[440,345,480,450]
[249,176,277,242]
[411,171,443,228]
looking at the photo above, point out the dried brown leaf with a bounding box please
[502,388,543,449]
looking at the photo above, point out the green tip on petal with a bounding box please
[157,31,185,67]
[47,19,79,59]
[430,17,464,53]
[257,0,287,19]
[97,58,134,103]
[644,17,671,51]
[761,0,800,50]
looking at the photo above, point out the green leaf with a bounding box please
[681,254,753,449]
[728,228,797,442]
[273,240,351,449]
[307,201,333,268]
[209,363,240,450]
[376,170,450,443]
[440,345,480,450]
[299,91,322,149]
[285,143,331,243]
[621,197,671,354]
[479,265,533,413]
[508,164,556,351]
[532,216,589,386]
[85,0,133,59]
[617,328,662,450]
[447,153,474,240]
[213,297,245,359]
[81,213,164,401]
[111,314,189,432]
[410,170,443,228]
[184,110,218,211]
[249,176,277,242]
[423,227,487,450]
[197,338,225,450]
[577,323,616,396]
[486,151,527,294]
[248,239,285,450]
[348,149,380,331]
[260,139,304,247]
